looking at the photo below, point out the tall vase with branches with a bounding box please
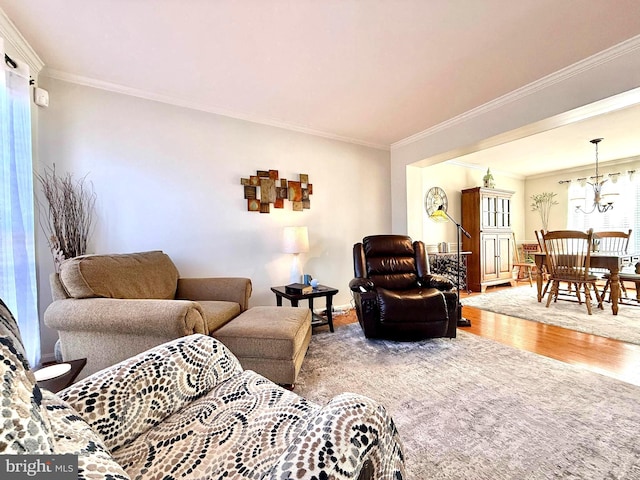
[530,192,558,231]
[35,165,96,271]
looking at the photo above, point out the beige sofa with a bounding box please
[45,250,252,378]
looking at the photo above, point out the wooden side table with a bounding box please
[35,358,87,393]
[271,285,339,332]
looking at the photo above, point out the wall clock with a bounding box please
[424,186,448,217]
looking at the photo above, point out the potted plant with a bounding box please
[530,192,558,231]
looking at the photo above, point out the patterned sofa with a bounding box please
[1,299,406,479]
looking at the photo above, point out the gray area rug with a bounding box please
[461,285,640,345]
[296,323,640,479]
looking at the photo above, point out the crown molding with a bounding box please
[43,68,390,151]
[391,34,640,150]
[0,9,44,75]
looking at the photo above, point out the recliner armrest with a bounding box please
[349,278,375,293]
[177,277,252,311]
[58,334,242,453]
[420,274,455,291]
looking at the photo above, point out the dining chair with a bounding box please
[535,230,551,295]
[512,233,534,287]
[535,230,575,298]
[594,229,637,303]
[593,229,631,253]
[541,228,603,315]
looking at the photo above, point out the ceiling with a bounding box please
[2,0,640,174]
[447,98,640,178]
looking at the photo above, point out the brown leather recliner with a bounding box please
[349,235,457,340]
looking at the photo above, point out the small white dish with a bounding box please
[34,363,72,382]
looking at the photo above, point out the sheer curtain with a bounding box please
[1,38,40,366]
[567,173,639,252]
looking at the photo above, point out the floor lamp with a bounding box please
[430,205,472,327]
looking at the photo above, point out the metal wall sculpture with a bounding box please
[241,170,312,213]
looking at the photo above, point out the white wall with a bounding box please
[36,77,391,359]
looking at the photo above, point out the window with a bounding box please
[567,174,640,253]
[1,40,40,366]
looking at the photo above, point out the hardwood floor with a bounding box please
[331,289,640,387]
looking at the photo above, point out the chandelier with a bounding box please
[574,138,616,214]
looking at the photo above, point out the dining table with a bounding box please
[533,251,640,315]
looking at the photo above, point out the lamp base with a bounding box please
[457,317,471,327]
[456,301,470,327]
[289,254,303,284]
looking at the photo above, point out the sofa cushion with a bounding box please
[0,298,28,362]
[198,300,241,332]
[110,370,318,479]
[59,335,242,454]
[0,335,54,454]
[59,251,179,299]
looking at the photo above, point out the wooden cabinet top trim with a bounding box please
[461,186,515,196]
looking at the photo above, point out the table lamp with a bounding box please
[282,226,309,284]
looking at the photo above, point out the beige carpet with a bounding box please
[461,285,640,345]
[296,323,640,479]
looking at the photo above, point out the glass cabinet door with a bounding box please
[498,198,511,228]
[482,194,511,229]
[482,195,497,228]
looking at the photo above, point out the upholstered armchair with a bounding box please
[44,250,252,378]
[349,235,457,340]
[2,298,406,479]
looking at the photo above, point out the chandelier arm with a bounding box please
[577,137,614,215]
[576,204,597,215]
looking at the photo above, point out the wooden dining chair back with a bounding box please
[593,229,631,253]
[541,229,603,315]
[535,229,567,297]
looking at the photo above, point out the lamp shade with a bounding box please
[429,208,449,223]
[282,226,309,254]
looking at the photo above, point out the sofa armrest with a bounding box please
[177,277,252,311]
[58,334,242,453]
[44,298,209,336]
[267,393,405,479]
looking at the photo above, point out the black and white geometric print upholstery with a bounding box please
[1,296,405,479]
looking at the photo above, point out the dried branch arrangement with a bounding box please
[35,165,96,270]
[530,192,558,231]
